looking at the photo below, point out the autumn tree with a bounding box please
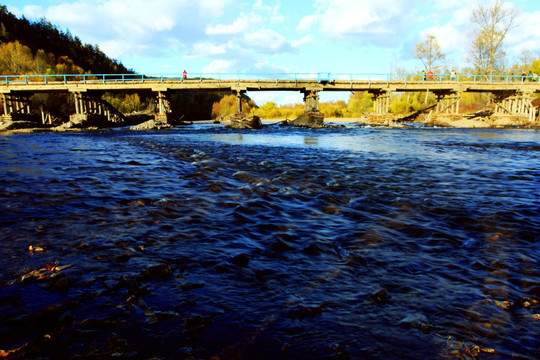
[211,94,256,119]
[469,0,520,75]
[0,41,35,74]
[412,34,446,73]
[345,92,373,117]
[320,100,347,117]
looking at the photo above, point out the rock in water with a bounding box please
[130,119,172,130]
[227,113,262,129]
[282,111,324,128]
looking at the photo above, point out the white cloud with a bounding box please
[18,0,234,59]
[292,35,314,48]
[186,42,227,59]
[420,5,475,55]
[202,59,235,73]
[297,0,417,44]
[296,14,320,32]
[205,17,252,35]
[505,10,540,63]
[252,0,284,23]
[430,0,470,11]
[243,29,291,53]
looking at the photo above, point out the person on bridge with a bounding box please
[182,70,187,80]
[450,70,456,81]
[428,70,433,80]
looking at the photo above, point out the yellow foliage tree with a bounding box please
[211,94,256,118]
[345,92,373,117]
[54,55,84,75]
[0,41,36,74]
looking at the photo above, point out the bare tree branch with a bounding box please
[469,0,521,75]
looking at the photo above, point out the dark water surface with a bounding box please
[1,124,539,359]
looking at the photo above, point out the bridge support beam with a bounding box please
[234,89,246,114]
[154,91,171,122]
[434,92,461,115]
[371,90,390,114]
[493,92,537,122]
[302,89,320,112]
[71,92,125,124]
[2,93,32,119]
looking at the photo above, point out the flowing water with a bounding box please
[0,124,539,359]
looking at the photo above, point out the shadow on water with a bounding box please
[0,127,539,359]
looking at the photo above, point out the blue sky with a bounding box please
[5,0,540,105]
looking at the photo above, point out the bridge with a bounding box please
[1,72,539,124]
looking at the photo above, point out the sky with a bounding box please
[5,0,540,105]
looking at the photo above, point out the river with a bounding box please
[0,123,539,359]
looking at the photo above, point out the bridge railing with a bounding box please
[1,72,538,85]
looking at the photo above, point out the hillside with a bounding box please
[0,5,131,75]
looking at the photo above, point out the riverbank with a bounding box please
[257,115,540,128]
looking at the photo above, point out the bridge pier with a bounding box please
[2,93,32,120]
[302,89,320,112]
[434,92,461,115]
[71,92,125,124]
[234,89,246,113]
[154,91,171,122]
[371,90,390,114]
[493,91,537,122]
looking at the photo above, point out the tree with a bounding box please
[469,0,520,75]
[345,92,373,117]
[0,41,35,74]
[412,34,446,72]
